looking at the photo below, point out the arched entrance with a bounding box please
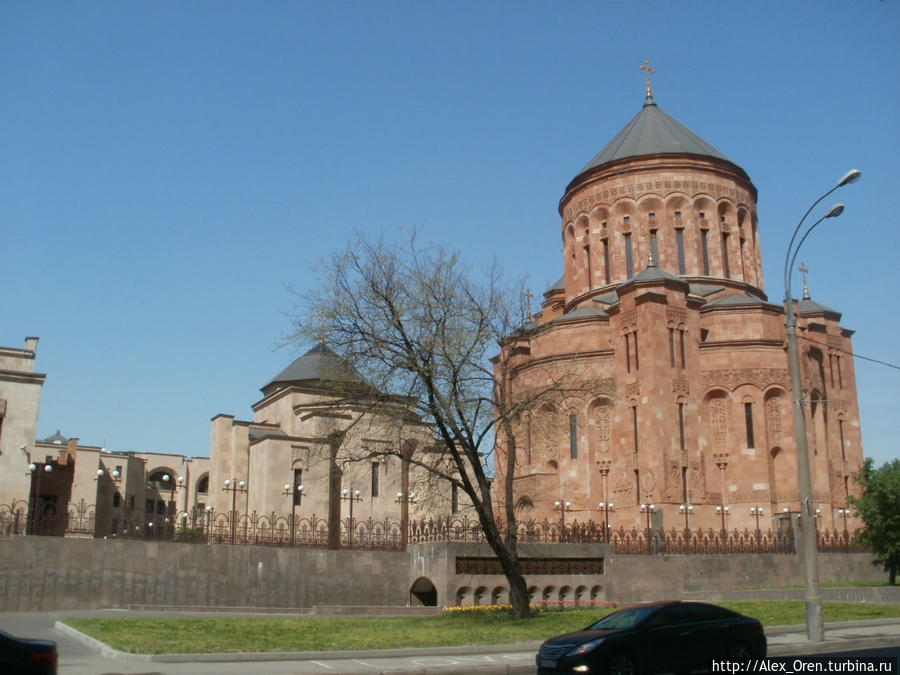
[409,577,438,607]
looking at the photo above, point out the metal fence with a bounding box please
[0,501,864,555]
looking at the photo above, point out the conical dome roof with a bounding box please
[262,342,367,392]
[572,95,735,185]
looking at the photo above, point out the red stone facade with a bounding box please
[495,103,863,536]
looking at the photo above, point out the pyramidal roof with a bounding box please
[262,342,367,392]
[577,93,733,177]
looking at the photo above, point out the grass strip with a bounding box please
[63,601,900,655]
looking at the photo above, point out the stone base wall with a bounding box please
[603,553,885,602]
[0,537,408,612]
[0,537,887,612]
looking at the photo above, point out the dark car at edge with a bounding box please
[0,629,58,675]
[537,600,766,675]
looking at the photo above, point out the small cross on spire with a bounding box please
[639,59,655,99]
[799,262,811,300]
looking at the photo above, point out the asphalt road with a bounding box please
[1,609,898,675]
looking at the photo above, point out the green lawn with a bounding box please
[62,601,900,655]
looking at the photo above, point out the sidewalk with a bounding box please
[43,612,900,674]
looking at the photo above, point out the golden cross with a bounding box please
[639,59,655,98]
[799,262,810,299]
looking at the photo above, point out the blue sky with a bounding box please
[2,1,898,467]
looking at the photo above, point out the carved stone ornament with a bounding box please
[563,176,752,223]
[672,379,690,395]
[700,368,790,391]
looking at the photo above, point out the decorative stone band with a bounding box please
[700,368,790,392]
[563,178,754,223]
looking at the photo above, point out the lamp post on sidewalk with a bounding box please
[283,482,304,545]
[341,488,362,548]
[640,503,655,553]
[222,479,247,544]
[554,500,572,542]
[783,168,860,642]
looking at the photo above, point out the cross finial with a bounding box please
[799,262,810,300]
[523,288,534,324]
[639,59,655,99]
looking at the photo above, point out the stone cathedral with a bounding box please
[496,81,864,536]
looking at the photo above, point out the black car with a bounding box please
[0,629,58,675]
[537,600,766,675]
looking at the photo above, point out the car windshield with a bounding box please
[587,606,658,631]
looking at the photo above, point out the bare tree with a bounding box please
[288,231,559,618]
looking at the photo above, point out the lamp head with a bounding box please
[824,203,845,219]
[837,169,861,187]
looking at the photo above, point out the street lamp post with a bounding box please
[598,501,615,543]
[341,488,363,548]
[28,460,53,535]
[205,505,214,539]
[640,503,655,553]
[282,482,304,545]
[222,479,247,544]
[554,500,572,542]
[837,508,850,550]
[716,505,730,537]
[396,491,417,548]
[679,503,694,533]
[750,506,765,545]
[784,168,860,642]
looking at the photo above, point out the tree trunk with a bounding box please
[890,566,896,586]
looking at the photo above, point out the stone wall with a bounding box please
[0,537,887,612]
[0,537,408,612]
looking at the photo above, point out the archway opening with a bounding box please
[409,576,438,607]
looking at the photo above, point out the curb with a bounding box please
[54,619,900,666]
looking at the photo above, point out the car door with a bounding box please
[642,604,690,673]
[679,603,738,669]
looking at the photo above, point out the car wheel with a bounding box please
[726,642,751,660]
[607,651,636,675]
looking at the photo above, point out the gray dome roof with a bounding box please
[263,342,367,392]
[575,95,734,179]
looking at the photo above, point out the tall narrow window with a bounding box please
[584,244,592,289]
[370,462,379,497]
[669,328,676,368]
[451,482,459,514]
[625,334,631,373]
[721,232,731,277]
[526,418,533,464]
[633,331,639,370]
[634,469,641,505]
[632,405,639,455]
[625,232,634,278]
[744,402,755,449]
[839,419,846,461]
[293,468,303,505]
[676,228,686,274]
[650,232,659,264]
[678,402,686,451]
[602,238,611,284]
[829,355,836,388]
[739,237,747,280]
[701,229,710,275]
[837,356,843,389]
[679,329,687,369]
[569,414,578,459]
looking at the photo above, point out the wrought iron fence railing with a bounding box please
[0,501,866,555]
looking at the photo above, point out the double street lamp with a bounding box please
[640,503,655,553]
[784,168,860,642]
[554,500,572,542]
[282,482,304,545]
[341,488,362,548]
[222,478,247,544]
